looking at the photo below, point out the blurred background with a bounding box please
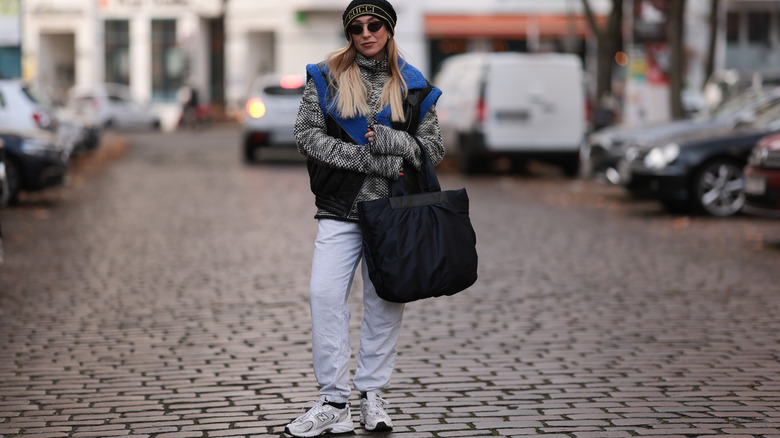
[2,0,776,130]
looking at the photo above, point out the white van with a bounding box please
[434,52,586,175]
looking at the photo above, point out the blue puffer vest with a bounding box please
[304,58,442,219]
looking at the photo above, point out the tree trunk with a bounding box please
[669,0,686,119]
[602,0,623,100]
[704,0,720,87]
[581,0,622,103]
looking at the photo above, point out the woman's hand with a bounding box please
[365,127,375,144]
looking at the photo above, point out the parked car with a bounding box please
[242,74,305,163]
[66,83,160,130]
[1,130,68,204]
[0,80,101,159]
[0,80,59,134]
[622,100,780,217]
[743,132,780,217]
[56,107,102,156]
[434,52,586,175]
[584,87,780,183]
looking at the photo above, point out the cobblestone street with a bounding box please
[1,126,780,437]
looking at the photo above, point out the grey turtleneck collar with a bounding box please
[355,52,388,72]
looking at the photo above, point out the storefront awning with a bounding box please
[425,14,605,39]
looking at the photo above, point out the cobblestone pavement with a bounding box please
[1,126,780,438]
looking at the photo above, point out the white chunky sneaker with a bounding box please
[360,392,393,432]
[284,398,354,437]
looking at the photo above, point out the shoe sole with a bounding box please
[366,421,392,432]
[284,425,355,437]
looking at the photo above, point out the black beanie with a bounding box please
[342,0,397,38]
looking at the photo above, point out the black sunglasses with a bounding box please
[348,21,384,35]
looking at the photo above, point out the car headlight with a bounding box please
[644,143,680,169]
[748,147,768,167]
[21,138,62,156]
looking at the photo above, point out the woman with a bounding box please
[286,0,444,436]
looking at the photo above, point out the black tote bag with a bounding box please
[357,138,478,303]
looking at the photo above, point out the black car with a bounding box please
[1,131,68,204]
[585,87,780,182]
[623,101,780,217]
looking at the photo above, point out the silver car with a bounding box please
[67,83,160,131]
[242,74,305,163]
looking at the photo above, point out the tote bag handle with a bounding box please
[389,137,441,197]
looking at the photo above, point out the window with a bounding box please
[105,20,130,85]
[0,47,21,79]
[726,12,739,43]
[748,12,770,44]
[151,19,183,101]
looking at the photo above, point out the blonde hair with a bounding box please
[325,37,408,122]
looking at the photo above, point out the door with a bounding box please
[483,55,585,152]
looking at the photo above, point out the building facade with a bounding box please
[223,0,613,117]
[0,0,21,79]
[15,0,780,129]
[21,0,222,129]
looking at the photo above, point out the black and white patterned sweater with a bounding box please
[294,53,444,222]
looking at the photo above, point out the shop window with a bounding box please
[748,12,770,44]
[152,19,184,102]
[726,12,739,43]
[0,47,21,79]
[105,20,129,85]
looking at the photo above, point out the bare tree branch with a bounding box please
[704,0,720,87]
[581,0,600,37]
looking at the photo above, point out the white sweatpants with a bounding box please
[309,219,405,403]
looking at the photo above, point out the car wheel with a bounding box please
[4,158,20,204]
[560,156,580,178]
[692,159,745,217]
[456,133,489,174]
[243,138,258,163]
[458,154,486,174]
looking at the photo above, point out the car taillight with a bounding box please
[280,75,304,89]
[32,110,55,130]
[476,97,486,123]
[246,98,266,119]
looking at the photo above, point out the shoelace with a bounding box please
[294,399,325,422]
[366,395,389,415]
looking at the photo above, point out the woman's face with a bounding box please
[349,15,390,61]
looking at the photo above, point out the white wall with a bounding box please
[423,0,611,14]
[224,0,431,113]
[0,0,21,46]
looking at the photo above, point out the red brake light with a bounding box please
[32,110,54,130]
[476,98,486,123]
[280,75,304,90]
